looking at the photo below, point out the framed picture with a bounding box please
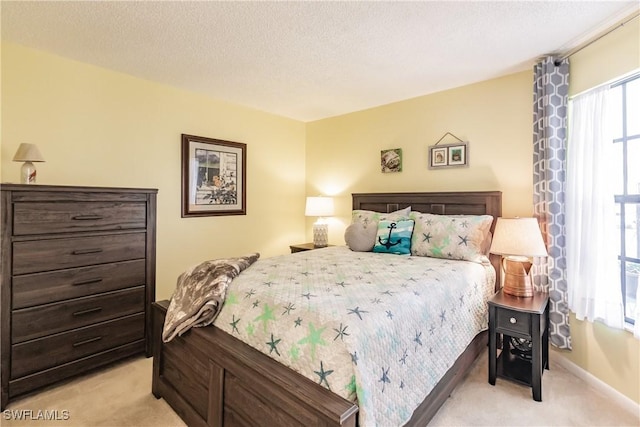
[428,142,469,169]
[448,144,467,166]
[381,148,402,173]
[431,147,448,167]
[181,134,246,217]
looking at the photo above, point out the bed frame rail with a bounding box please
[152,300,358,427]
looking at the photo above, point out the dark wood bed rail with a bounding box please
[152,300,358,427]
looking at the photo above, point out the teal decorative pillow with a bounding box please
[349,207,411,251]
[410,212,493,262]
[373,219,415,255]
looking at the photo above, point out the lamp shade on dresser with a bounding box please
[0,184,157,410]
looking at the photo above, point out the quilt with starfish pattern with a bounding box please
[214,246,495,426]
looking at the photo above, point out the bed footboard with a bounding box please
[152,300,358,427]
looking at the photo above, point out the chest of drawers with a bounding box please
[0,184,157,410]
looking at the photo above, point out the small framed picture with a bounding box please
[181,134,247,217]
[381,148,402,173]
[448,144,467,166]
[431,148,448,167]
[428,142,469,169]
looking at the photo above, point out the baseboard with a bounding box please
[552,350,640,416]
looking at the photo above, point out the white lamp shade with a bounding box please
[13,143,45,162]
[489,217,548,257]
[305,196,334,217]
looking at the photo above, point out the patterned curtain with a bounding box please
[532,56,571,350]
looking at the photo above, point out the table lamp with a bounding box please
[489,217,548,297]
[13,143,45,184]
[305,196,334,248]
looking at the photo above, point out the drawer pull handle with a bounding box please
[72,278,103,286]
[72,215,104,220]
[71,248,103,255]
[510,317,517,324]
[72,336,102,347]
[72,307,103,317]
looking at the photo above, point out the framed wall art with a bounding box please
[428,142,469,169]
[381,148,402,173]
[181,134,246,217]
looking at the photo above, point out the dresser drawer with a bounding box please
[13,233,146,275]
[12,259,146,309]
[11,313,144,379]
[12,287,145,344]
[13,202,146,235]
[496,307,531,337]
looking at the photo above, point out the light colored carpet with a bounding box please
[430,352,639,427]
[4,351,639,426]
[3,357,184,427]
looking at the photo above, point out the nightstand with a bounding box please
[289,243,333,253]
[488,290,549,401]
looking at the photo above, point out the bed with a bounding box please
[152,191,502,426]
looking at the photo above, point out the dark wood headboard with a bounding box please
[352,191,502,290]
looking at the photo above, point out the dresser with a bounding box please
[0,184,157,410]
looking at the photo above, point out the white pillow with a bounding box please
[344,222,377,252]
[351,206,411,228]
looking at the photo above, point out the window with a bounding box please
[611,73,640,325]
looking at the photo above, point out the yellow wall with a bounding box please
[570,15,640,95]
[1,42,307,300]
[306,71,534,242]
[561,16,640,404]
[2,12,638,405]
[306,15,640,405]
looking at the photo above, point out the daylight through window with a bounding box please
[611,73,640,325]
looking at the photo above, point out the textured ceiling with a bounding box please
[2,1,638,122]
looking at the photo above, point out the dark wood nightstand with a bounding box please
[289,243,333,253]
[488,290,549,401]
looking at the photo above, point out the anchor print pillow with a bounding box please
[372,219,415,255]
[410,212,493,262]
[348,207,411,252]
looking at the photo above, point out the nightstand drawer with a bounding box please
[12,287,145,343]
[496,308,530,336]
[13,202,147,235]
[12,259,146,309]
[13,233,146,275]
[11,313,145,378]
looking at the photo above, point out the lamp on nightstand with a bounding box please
[13,143,45,184]
[489,217,548,297]
[305,196,334,248]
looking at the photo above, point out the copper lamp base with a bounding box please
[502,256,534,297]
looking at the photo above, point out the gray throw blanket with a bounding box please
[162,253,260,342]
